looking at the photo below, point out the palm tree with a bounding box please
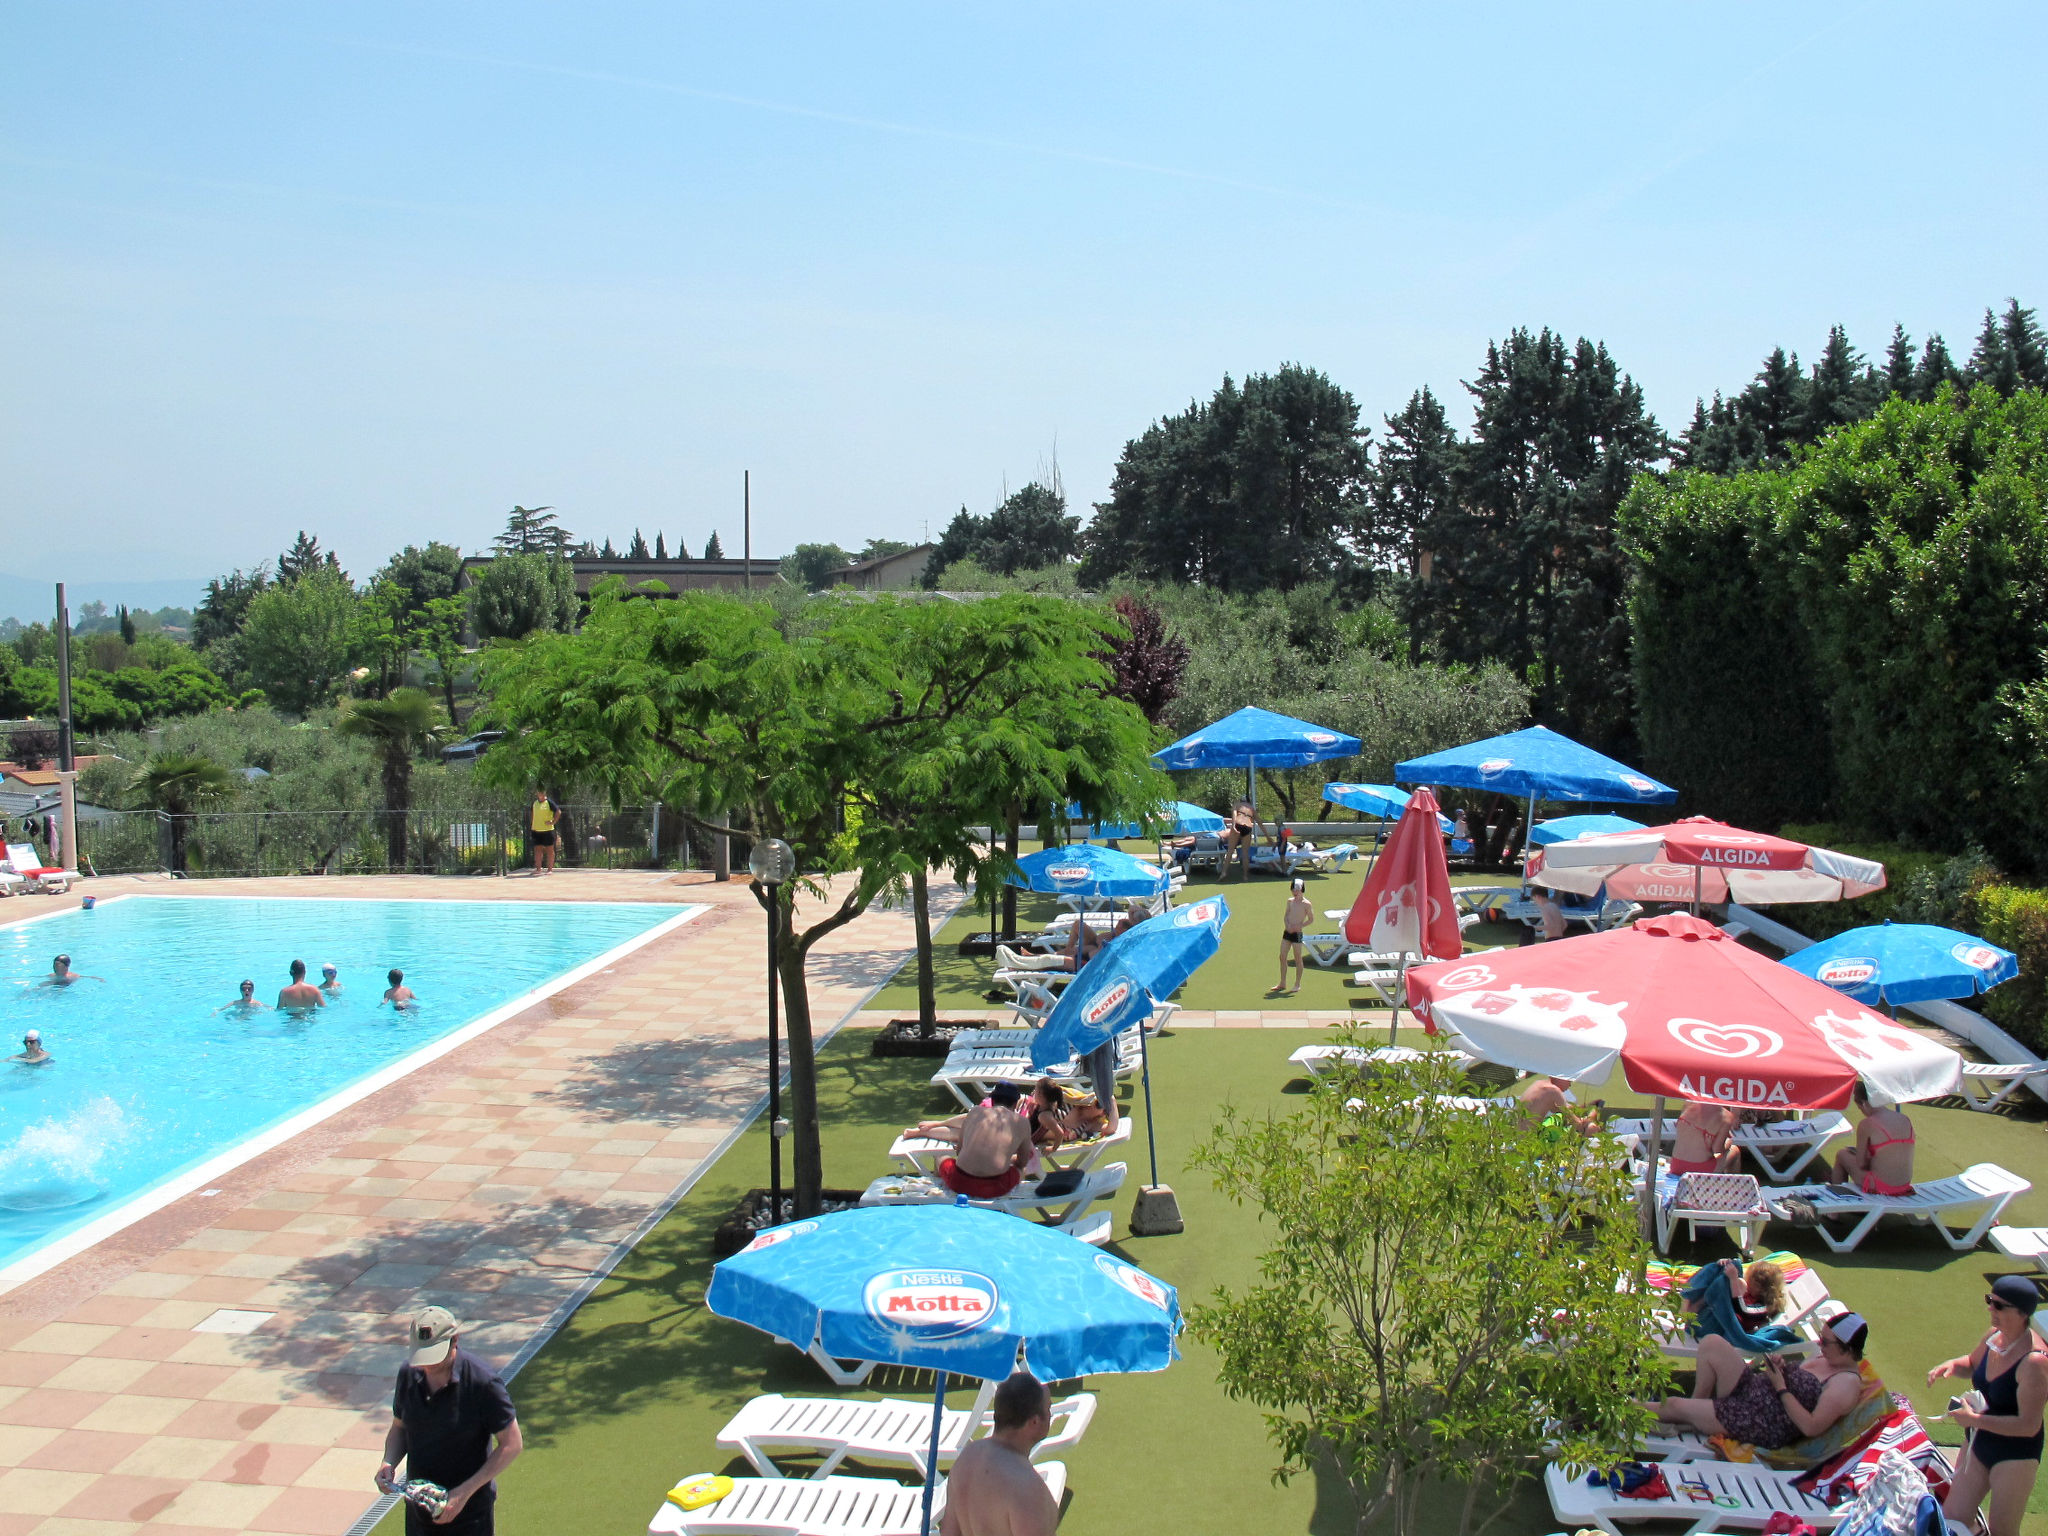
[131,753,236,873]
[337,688,447,870]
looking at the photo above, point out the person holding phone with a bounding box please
[1928,1275,2047,1536]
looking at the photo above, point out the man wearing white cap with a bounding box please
[319,963,343,995]
[376,1305,520,1532]
[8,1032,49,1065]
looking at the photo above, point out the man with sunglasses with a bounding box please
[1929,1274,2046,1536]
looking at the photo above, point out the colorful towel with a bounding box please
[1794,1404,1951,1507]
[1645,1249,1811,1292]
[1683,1260,1801,1353]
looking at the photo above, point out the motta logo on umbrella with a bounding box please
[1621,775,1659,793]
[1952,942,2002,971]
[1082,980,1134,1026]
[1095,1254,1172,1311]
[863,1269,999,1337]
[1045,865,1094,883]
[741,1220,819,1253]
[1175,901,1221,926]
[1306,732,1338,744]
[1816,957,1880,988]
[1478,757,1515,775]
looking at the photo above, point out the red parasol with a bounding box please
[1344,785,1462,960]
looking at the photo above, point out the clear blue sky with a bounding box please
[4,2,2043,587]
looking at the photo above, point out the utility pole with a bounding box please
[743,470,752,592]
[53,584,78,872]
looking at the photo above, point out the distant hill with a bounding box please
[0,572,208,625]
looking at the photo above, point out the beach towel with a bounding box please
[1682,1259,1802,1353]
[1806,1447,1944,1535]
[1795,1406,1951,1507]
[1714,1359,1891,1470]
[1645,1249,1811,1293]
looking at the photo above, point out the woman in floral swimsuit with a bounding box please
[1651,1314,1876,1449]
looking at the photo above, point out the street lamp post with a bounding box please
[748,837,796,1227]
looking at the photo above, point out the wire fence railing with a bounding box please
[77,804,691,878]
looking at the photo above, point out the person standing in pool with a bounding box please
[528,788,559,875]
[9,1031,50,1065]
[44,954,103,986]
[278,960,326,1011]
[217,980,269,1015]
[319,963,344,995]
[384,969,416,1008]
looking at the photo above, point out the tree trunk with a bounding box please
[1001,808,1020,939]
[778,923,824,1217]
[441,666,459,726]
[169,817,186,875]
[383,755,409,871]
[911,866,937,1037]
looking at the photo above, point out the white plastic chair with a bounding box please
[648,1462,1067,1535]
[1767,1163,2034,1252]
[715,1383,1094,1480]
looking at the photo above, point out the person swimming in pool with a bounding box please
[319,963,343,995]
[217,980,269,1015]
[9,1031,50,1065]
[278,960,325,1012]
[383,969,416,1008]
[43,954,103,986]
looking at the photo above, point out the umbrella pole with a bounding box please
[919,1371,947,1536]
[1522,789,1537,891]
[1389,956,1407,1048]
[1641,1095,1667,1251]
[1140,1024,1161,1189]
[1691,865,1701,919]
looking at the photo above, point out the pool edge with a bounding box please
[0,901,710,1297]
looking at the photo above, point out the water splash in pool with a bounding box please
[0,1096,131,1212]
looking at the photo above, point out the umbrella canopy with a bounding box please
[1007,843,1171,900]
[1528,814,1648,848]
[1078,800,1228,839]
[708,1203,1183,1382]
[1029,897,1228,1070]
[1405,912,1962,1109]
[1527,817,1887,905]
[1152,706,1361,772]
[1781,922,2020,1008]
[1395,725,1676,804]
[1342,787,1461,958]
[1323,782,1455,832]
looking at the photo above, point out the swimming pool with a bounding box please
[0,895,703,1287]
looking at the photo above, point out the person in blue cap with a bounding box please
[1929,1274,2046,1536]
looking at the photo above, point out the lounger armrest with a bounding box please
[1032,1392,1098,1457]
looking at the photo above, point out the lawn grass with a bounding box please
[868,856,1527,1016]
[442,1018,2048,1535]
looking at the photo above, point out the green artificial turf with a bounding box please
[868,857,1526,1016]
[427,1021,2048,1535]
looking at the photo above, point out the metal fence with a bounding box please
[77,804,687,878]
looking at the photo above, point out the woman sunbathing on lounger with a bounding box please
[1829,1080,1915,1195]
[1651,1313,1875,1450]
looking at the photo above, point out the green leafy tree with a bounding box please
[702,530,724,559]
[1915,334,1961,399]
[468,553,578,641]
[417,595,471,722]
[337,688,447,868]
[375,542,465,621]
[193,568,270,649]
[1371,387,1461,653]
[130,752,236,872]
[782,543,854,590]
[1800,325,1883,439]
[238,566,361,715]
[1191,1047,1662,1536]
[858,537,912,561]
[1408,329,1663,751]
[494,505,571,555]
[276,530,343,583]
[476,587,1161,1211]
[117,605,136,645]
[1081,365,1369,592]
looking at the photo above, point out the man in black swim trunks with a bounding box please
[377,1306,522,1533]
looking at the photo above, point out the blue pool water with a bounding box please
[0,896,699,1276]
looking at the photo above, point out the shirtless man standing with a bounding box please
[933,1082,1034,1200]
[383,969,416,1008]
[1519,1076,1600,1136]
[278,960,326,1012]
[940,1372,1058,1536]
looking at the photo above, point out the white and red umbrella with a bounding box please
[1344,785,1462,959]
[1405,912,1960,1109]
[1524,817,1886,906]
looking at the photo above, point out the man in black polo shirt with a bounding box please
[376,1306,522,1532]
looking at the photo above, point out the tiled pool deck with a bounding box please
[0,871,964,1535]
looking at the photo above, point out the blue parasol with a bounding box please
[1324,782,1454,832]
[1006,843,1171,900]
[1077,800,1228,839]
[1528,813,1649,848]
[1780,921,2020,1008]
[708,1204,1181,1533]
[1395,726,1675,805]
[1152,706,1361,812]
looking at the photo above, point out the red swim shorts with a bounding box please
[938,1159,1022,1199]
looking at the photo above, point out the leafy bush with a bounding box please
[1768,825,1961,940]
[1965,884,2048,1053]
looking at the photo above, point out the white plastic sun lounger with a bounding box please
[1545,1459,1837,1535]
[1650,1267,1838,1361]
[930,1037,1142,1108]
[1766,1162,2033,1253]
[1,844,69,894]
[1287,1043,1476,1079]
[716,1385,1095,1479]
[888,1118,1134,1178]
[1987,1225,2048,1273]
[856,1164,1127,1243]
[1956,1059,2048,1112]
[648,1462,1067,1535]
[1606,1113,1852,1183]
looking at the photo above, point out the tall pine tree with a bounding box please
[628,529,650,560]
[703,530,724,558]
[655,532,668,560]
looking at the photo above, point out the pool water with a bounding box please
[0,896,700,1278]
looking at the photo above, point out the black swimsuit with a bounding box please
[1971,1338,2045,1467]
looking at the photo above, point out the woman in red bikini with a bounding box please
[1828,1080,1915,1195]
[1667,1101,1743,1176]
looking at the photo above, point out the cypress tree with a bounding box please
[1999,299,2048,391]
[655,531,668,560]
[704,530,724,559]
[1883,326,1916,399]
[1739,349,1809,462]
[600,537,618,559]
[628,529,650,560]
[1914,334,1959,399]
[1968,308,2017,394]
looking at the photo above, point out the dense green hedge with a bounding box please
[1623,386,2048,873]
[1965,885,2048,1054]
